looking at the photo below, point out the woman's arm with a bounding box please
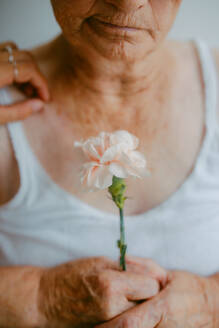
[0,125,19,206]
[209,272,219,321]
[0,265,46,328]
[0,130,40,326]
[0,257,167,328]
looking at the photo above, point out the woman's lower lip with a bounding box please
[87,17,142,36]
[95,19,139,32]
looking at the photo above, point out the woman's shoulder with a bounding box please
[0,86,22,205]
[167,40,219,125]
[165,39,198,56]
[0,125,20,206]
[28,36,61,79]
[29,37,55,59]
[166,39,217,62]
[0,88,16,205]
[165,39,205,74]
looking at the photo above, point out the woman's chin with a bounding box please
[81,18,155,61]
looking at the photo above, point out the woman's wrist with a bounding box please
[30,268,49,328]
[0,265,47,328]
[204,274,219,328]
[13,266,48,328]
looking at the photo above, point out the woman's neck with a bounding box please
[41,35,174,139]
[52,35,169,106]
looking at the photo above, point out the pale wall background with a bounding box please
[0,0,218,48]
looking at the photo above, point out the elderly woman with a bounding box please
[0,0,219,327]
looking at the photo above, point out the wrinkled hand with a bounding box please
[96,270,218,328]
[0,41,50,124]
[37,256,168,328]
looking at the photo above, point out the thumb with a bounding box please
[95,297,165,328]
[0,99,44,124]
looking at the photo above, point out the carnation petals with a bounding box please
[101,144,121,163]
[109,162,129,179]
[93,165,114,190]
[74,130,150,191]
[110,130,139,149]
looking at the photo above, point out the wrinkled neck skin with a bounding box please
[58,33,167,101]
[46,34,173,140]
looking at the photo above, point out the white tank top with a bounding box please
[0,40,219,276]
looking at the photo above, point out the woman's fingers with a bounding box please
[15,61,50,101]
[0,42,50,124]
[0,50,33,63]
[126,255,169,289]
[93,269,160,321]
[105,270,160,301]
[120,272,160,301]
[0,99,44,125]
[95,297,164,328]
[0,49,50,102]
[0,41,18,51]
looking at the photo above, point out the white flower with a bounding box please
[74,130,150,192]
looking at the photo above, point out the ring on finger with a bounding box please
[4,45,19,80]
[4,45,13,55]
[4,45,15,64]
[13,60,19,80]
[8,54,15,65]
[0,42,17,52]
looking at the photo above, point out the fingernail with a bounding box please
[31,100,44,112]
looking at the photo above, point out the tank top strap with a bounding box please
[194,39,218,138]
[7,121,33,195]
[0,87,38,207]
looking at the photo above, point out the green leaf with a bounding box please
[108,176,127,209]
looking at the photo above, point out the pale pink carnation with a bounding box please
[74,130,150,192]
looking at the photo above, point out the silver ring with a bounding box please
[4,45,18,80]
[8,53,15,64]
[4,45,15,64]
[4,45,13,55]
[13,60,19,79]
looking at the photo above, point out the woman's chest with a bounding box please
[21,86,205,217]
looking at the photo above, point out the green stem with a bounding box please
[108,176,127,271]
[119,208,127,271]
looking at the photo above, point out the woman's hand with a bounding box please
[37,256,168,328]
[95,270,219,328]
[0,41,50,124]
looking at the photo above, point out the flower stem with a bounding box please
[108,176,127,271]
[119,208,127,271]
